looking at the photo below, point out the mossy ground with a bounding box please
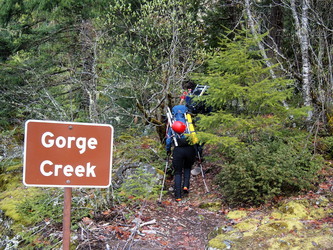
[208,198,333,249]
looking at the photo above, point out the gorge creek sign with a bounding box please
[23,120,113,188]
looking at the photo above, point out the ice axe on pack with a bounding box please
[166,107,179,146]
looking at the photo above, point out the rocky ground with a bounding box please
[74,162,333,250]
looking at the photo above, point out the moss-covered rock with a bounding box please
[234,219,259,232]
[311,196,330,207]
[208,234,232,249]
[226,210,247,219]
[258,220,304,236]
[309,207,329,219]
[277,201,309,219]
[199,201,222,212]
[208,229,243,249]
[267,229,333,249]
[271,199,333,220]
[207,198,333,249]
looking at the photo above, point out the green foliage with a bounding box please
[113,129,165,203]
[0,187,42,225]
[16,188,97,226]
[194,34,309,146]
[0,128,23,190]
[0,0,205,135]
[118,167,160,202]
[0,0,115,126]
[0,163,21,192]
[1,186,107,248]
[102,0,204,136]
[199,2,243,48]
[0,186,93,228]
[16,190,64,225]
[195,30,307,147]
[193,30,321,206]
[216,135,323,206]
[114,129,165,167]
[315,136,333,160]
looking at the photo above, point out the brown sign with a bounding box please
[23,120,113,188]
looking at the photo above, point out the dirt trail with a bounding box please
[76,164,225,249]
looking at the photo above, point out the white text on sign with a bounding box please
[40,160,96,177]
[40,131,98,178]
[41,131,98,154]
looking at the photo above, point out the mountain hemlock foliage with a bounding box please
[193,30,323,206]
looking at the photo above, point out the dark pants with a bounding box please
[172,146,196,199]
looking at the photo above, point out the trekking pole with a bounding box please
[197,152,209,193]
[158,156,169,203]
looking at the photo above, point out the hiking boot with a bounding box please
[183,187,189,195]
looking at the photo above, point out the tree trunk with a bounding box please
[290,0,313,121]
[268,0,284,52]
[244,0,276,79]
[80,20,99,123]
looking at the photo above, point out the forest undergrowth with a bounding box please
[1,133,332,249]
[73,160,333,250]
[5,160,330,250]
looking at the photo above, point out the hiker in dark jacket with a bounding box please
[166,106,198,202]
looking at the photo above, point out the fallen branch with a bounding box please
[123,218,157,249]
[140,219,157,228]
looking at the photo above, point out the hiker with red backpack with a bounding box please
[165,105,200,202]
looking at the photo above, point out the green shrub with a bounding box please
[315,136,333,159]
[216,137,323,206]
[114,129,166,168]
[16,188,96,226]
[112,129,166,204]
[118,167,160,202]
[16,190,64,225]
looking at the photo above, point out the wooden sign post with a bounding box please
[23,120,114,248]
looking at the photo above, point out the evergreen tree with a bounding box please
[194,30,308,147]
[0,0,110,127]
[193,30,321,206]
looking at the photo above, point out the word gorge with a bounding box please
[41,132,98,154]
